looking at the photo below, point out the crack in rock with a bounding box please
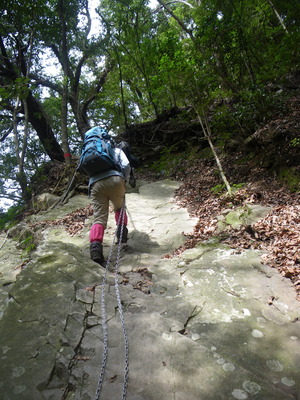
[178,304,206,335]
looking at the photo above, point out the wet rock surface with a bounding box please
[0,180,299,400]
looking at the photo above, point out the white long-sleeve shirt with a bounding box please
[88,148,131,194]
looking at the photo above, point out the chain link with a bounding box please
[94,203,129,400]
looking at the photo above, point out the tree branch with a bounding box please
[156,0,195,38]
[267,0,288,34]
[72,53,88,93]
[0,35,14,71]
[164,0,194,8]
[82,0,92,39]
[29,74,63,94]
[0,127,13,142]
[82,64,113,112]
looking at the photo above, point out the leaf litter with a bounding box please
[170,155,300,300]
[29,154,300,300]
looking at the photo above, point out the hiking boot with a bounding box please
[90,241,104,265]
[116,225,128,244]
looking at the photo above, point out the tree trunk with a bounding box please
[116,50,129,128]
[267,0,289,34]
[58,0,72,165]
[26,92,65,162]
[196,109,232,195]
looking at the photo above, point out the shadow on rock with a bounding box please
[128,229,160,251]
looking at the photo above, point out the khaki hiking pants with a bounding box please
[90,176,126,228]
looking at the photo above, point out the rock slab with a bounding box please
[0,180,299,400]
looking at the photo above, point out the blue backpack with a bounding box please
[77,127,117,177]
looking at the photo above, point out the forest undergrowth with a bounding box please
[131,93,300,300]
[166,156,300,301]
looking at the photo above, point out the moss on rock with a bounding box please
[278,167,300,192]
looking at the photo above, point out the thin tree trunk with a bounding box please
[195,109,232,195]
[21,29,34,179]
[13,96,21,167]
[61,76,70,164]
[13,96,28,200]
[58,0,71,165]
[267,0,288,34]
[116,50,128,128]
[13,32,31,201]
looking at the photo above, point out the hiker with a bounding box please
[78,127,131,265]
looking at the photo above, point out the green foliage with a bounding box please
[234,88,287,130]
[0,203,24,230]
[208,87,288,139]
[197,146,214,159]
[21,234,37,256]
[150,146,185,176]
[290,138,300,147]
[211,182,245,196]
[211,183,227,196]
[278,168,300,192]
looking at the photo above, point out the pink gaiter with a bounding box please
[115,209,128,226]
[89,223,105,242]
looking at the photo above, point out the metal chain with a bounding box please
[114,205,129,400]
[94,203,129,400]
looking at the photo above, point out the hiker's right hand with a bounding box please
[129,175,136,188]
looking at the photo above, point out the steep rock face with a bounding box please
[0,180,299,400]
[33,193,60,211]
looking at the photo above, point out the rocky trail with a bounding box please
[0,180,300,400]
